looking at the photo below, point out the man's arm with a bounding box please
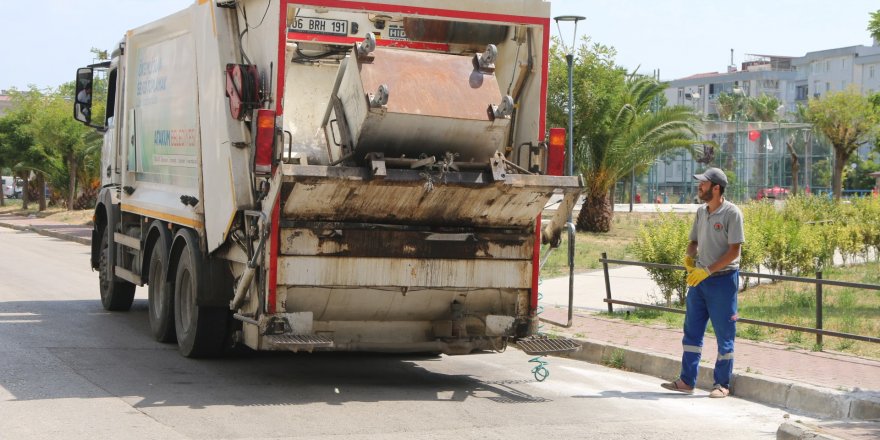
[707,243,741,273]
[686,241,698,258]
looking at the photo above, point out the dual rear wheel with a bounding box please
[101,223,228,357]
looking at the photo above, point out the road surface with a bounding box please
[0,227,802,439]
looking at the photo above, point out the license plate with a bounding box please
[289,16,348,36]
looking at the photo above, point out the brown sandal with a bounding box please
[661,379,695,394]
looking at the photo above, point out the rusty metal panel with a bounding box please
[279,227,533,259]
[277,256,530,288]
[335,46,510,163]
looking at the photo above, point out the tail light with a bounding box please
[254,109,276,174]
[547,128,566,176]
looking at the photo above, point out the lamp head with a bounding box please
[554,15,586,22]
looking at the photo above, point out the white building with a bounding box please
[793,45,880,103]
[667,54,799,118]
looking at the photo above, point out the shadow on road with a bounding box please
[0,299,550,409]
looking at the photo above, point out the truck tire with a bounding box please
[173,230,227,357]
[147,227,175,342]
[98,227,136,311]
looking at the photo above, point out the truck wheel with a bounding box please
[173,231,227,357]
[147,229,175,342]
[98,227,136,311]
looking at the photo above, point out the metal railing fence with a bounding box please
[600,252,880,346]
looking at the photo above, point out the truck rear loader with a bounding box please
[73,0,582,358]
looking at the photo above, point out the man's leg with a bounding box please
[706,272,739,388]
[680,285,709,387]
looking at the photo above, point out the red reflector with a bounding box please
[255,109,275,174]
[547,127,566,176]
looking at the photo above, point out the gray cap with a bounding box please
[693,167,728,187]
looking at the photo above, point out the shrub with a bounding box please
[630,213,690,306]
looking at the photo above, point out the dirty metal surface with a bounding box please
[280,165,580,228]
[277,256,530,288]
[279,227,533,259]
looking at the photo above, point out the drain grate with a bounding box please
[516,336,580,355]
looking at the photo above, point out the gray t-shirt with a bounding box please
[689,199,745,271]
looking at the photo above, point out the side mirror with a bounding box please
[73,68,94,125]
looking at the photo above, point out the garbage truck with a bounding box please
[72,0,582,358]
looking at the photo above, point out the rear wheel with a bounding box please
[98,227,135,311]
[173,230,227,357]
[148,227,175,342]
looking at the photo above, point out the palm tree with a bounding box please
[574,75,701,232]
[747,94,782,122]
[714,92,747,170]
[869,9,880,44]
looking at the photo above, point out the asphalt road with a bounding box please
[0,227,801,439]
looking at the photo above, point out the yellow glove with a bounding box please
[687,268,710,287]
[683,256,696,273]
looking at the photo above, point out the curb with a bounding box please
[0,222,91,246]
[776,421,845,440]
[555,338,880,421]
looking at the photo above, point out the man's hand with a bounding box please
[684,256,696,273]
[687,268,710,287]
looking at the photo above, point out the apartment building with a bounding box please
[666,44,880,120]
[793,45,880,103]
[668,54,799,118]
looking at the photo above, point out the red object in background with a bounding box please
[748,130,761,142]
[757,186,789,200]
[547,128,566,176]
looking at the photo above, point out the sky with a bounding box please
[1,0,878,91]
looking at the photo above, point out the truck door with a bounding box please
[102,66,124,187]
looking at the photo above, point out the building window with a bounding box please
[842,58,847,70]
[870,65,876,79]
[841,81,846,90]
[826,60,831,71]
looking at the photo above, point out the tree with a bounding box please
[746,94,782,122]
[27,87,101,210]
[806,87,880,200]
[547,38,701,232]
[0,88,47,210]
[714,92,748,170]
[869,9,880,43]
[551,43,699,232]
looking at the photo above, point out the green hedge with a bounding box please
[632,195,880,304]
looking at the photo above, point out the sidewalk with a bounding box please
[0,213,92,245]
[2,213,878,439]
[538,265,880,439]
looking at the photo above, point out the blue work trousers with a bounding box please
[679,270,739,388]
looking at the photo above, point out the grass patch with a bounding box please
[540,211,686,278]
[0,199,93,226]
[602,348,627,370]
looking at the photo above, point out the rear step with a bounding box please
[266,334,334,352]
[516,335,580,355]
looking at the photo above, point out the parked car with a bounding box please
[756,186,789,201]
[1,176,23,199]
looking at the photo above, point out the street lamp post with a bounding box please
[732,85,744,200]
[554,15,585,178]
